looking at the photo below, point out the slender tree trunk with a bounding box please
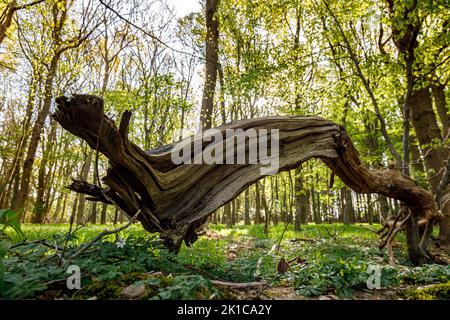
[410,88,450,245]
[410,136,426,177]
[261,181,270,233]
[339,189,346,223]
[406,214,426,265]
[44,150,59,216]
[366,193,373,225]
[224,203,231,227]
[113,207,118,225]
[432,84,450,138]
[51,193,62,223]
[69,194,78,224]
[90,202,97,224]
[199,0,220,130]
[100,204,107,224]
[378,195,390,223]
[304,188,311,224]
[255,183,261,224]
[313,174,321,224]
[342,187,355,224]
[294,169,308,231]
[211,211,217,224]
[294,170,303,231]
[5,76,39,209]
[410,88,447,191]
[76,150,93,224]
[56,192,67,223]
[12,53,61,215]
[231,200,236,225]
[32,121,57,223]
[314,191,321,224]
[244,188,250,225]
[281,179,287,222]
[89,161,100,224]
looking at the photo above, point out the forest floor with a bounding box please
[1,223,449,300]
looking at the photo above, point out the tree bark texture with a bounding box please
[53,95,442,252]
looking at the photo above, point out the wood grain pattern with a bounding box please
[52,95,441,251]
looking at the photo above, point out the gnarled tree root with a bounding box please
[52,95,442,255]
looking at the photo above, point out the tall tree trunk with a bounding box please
[410,88,450,245]
[89,160,100,224]
[199,0,220,130]
[294,170,303,231]
[281,179,287,222]
[69,194,78,225]
[342,187,355,224]
[100,204,108,224]
[432,84,450,138]
[51,193,62,223]
[304,188,311,224]
[32,120,57,223]
[76,150,93,224]
[313,191,321,224]
[113,207,118,225]
[366,193,373,225]
[387,0,450,259]
[5,76,39,209]
[294,169,308,231]
[260,181,270,233]
[410,88,447,191]
[378,195,390,223]
[12,53,61,215]
[313,173,321,224]
[255,183,261,224]
[244,188,250,225]
[58,193,68,223]
[119,209,124,223]
[224,202,231,228]
[232,198,238,225]
[90,202,97,224]
[410,136,426,177]
[211,211,217,224]
[44,150,59,216]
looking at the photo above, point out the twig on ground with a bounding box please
[210,280,267,289]
[323,226,338,240]
[288,237,317,243]
[357,225,379,234]
[9,238,63,251]
[181,264,225,281]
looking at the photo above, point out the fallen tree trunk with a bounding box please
[52,95,441,257]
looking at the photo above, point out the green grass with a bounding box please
[1,223,449,299]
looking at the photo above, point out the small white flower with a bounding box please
[116,236,126,248]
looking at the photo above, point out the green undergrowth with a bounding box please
[79,273,227,300]
[1,223,449,299]
[405,282,450,300]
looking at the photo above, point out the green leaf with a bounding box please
[0,209,25,240]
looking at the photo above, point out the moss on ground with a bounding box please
[405,282,450,300]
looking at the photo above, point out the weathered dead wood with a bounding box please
[386,210,412,265]
[52,95,442,252]
[210,280,267,289]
